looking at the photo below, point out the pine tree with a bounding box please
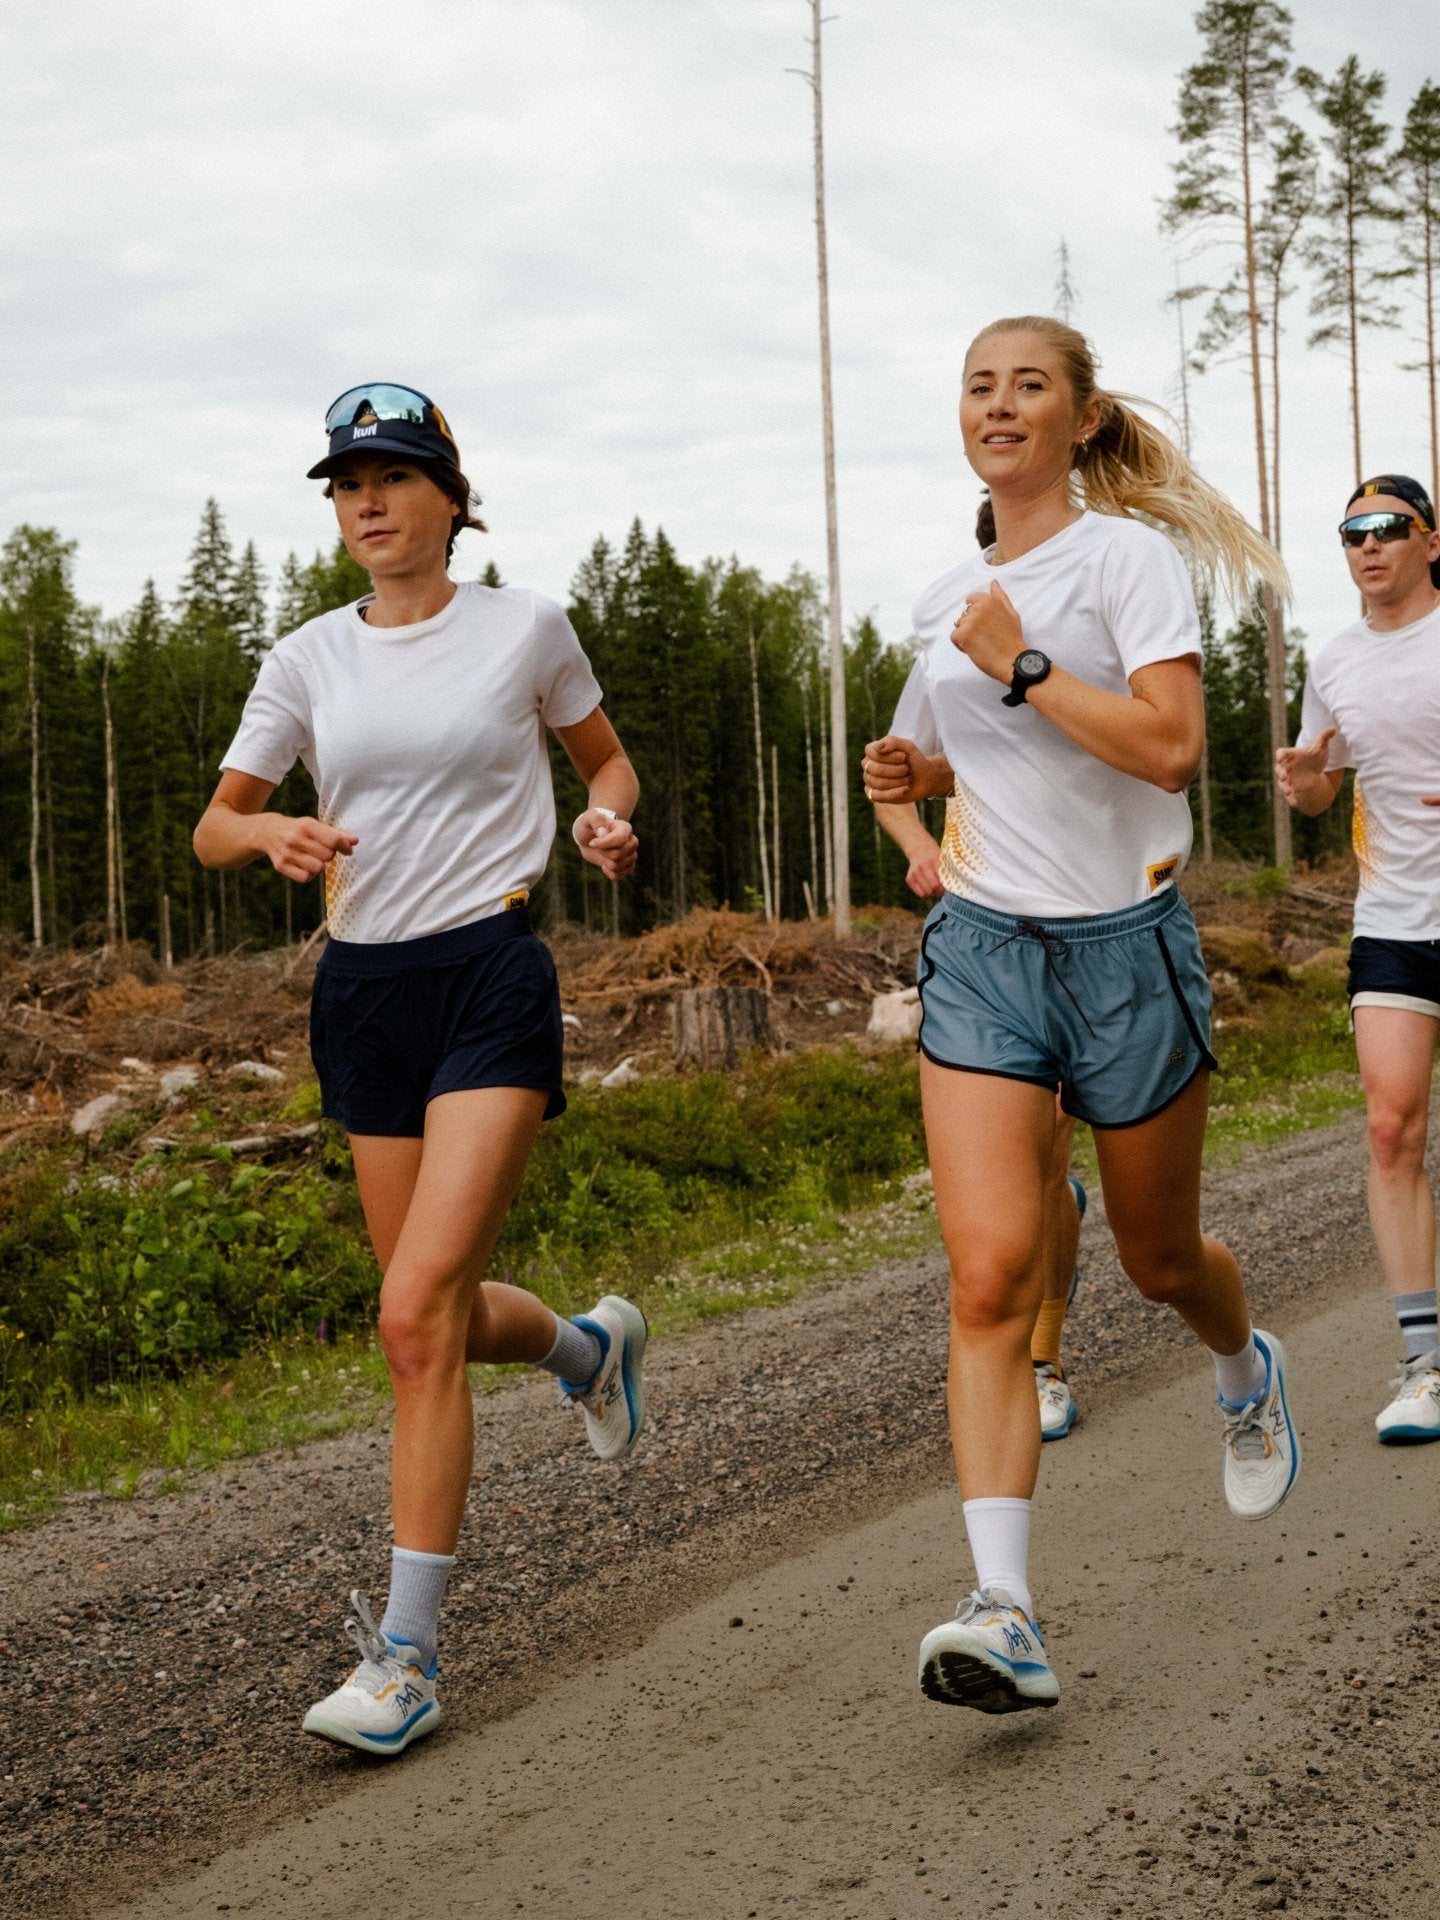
[1296,55,1401,480]
[1163,0,1297,863]
[229,541,269,663]
[1396,81,1440,504]
[1054,237,1079,321]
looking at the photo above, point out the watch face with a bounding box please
[1017,650,1047,677]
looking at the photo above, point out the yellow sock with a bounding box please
[1030,1295,1068,1369]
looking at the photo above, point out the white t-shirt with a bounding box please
[902,512,1200,918]
[1298,601,1440,939]
[221,581,603,943]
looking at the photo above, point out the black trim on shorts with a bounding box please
[916,912,945,993]
[917,1040,1060,1094]
[1068,1054,1210,1132]
[1154,926,1221,1072]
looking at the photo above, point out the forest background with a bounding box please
[3,7,1437,955]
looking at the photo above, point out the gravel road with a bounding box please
[4,1105,1438,1918]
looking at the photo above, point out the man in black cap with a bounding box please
[1277,475,1440,1443]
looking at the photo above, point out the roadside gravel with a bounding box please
[0,1105,1412,1916]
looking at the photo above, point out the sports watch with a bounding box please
[1001,648,1052,707]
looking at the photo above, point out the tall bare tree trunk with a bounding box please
[803,678,819,916]
[771,741,782,921]
[102,656,118,946]
[26,621,42,948]
[1199,736,1215,864]
[1346,192,1363,478]
[1174,272,1214,863]
[798,0,850,934]
[1425,204,1438,506]
[748,617,773,919]
[161,893,173,971]
[1237,71,1291,866]
[818,667,834,914]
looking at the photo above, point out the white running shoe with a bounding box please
[301,1592,440,1757]
[1220,1329,1300,1521]
[1036,1362,1079,1441]
[1375,1351,1440,1444]
[561,1294,647,1462]
[918,1588,1060,1714]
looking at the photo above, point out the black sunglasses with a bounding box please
[1338,510,1428,547]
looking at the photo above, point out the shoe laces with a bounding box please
[343,1590,399,1687]
[955,1587,1016,1624]
[1221,1394,1272,1461]
[1390,1349,1440,1395]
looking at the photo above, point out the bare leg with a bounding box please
[1031,1106,1080,1367]
[1353,1006,1439,1299]
[1092,1071,1250,1355]
[921,1058,1056,1499]
[350,1087,550,1557]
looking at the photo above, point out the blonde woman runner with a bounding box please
[195,383,646,1755]
[878,495,1089,1442]
[861,317,1299,1715]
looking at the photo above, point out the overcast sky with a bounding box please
[3,2,1435,665]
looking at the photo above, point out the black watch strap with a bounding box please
[1001,648,1051,707]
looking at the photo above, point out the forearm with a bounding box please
[1286,771,1342,817]
[584,748,639,820]
[193,803,273,871]
[876,802,937,861]
[1023,669,1200,794]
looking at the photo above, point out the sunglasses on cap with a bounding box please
[1338,511,1426,548]
[324,383,457,444]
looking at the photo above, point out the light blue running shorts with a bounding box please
[916,889,1218,1129]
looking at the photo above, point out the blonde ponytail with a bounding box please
[969,316,1290,610]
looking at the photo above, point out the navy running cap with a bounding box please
[307,383,461,480]
[1347,473,1435,533]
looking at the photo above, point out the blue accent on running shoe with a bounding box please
[1252,1331,1300,1500]
[381,1637,438,1682]
[349,1700,438,1746]
[1040,1394,1078,1441]
[1217,1337,1271,1413]
[1378,1422,1440,1445]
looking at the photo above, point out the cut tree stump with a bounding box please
[672,986,770,1069]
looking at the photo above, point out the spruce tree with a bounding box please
[1396,81,1440,503]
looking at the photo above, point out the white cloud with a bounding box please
[2,0,1434,671]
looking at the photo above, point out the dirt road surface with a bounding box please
[6,1110,1439,1918]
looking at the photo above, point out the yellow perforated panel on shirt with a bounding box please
[321,809,359,937]
[938,779,988,899]
[1352,779,1382,890]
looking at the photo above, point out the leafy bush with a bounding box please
[1,1046,927,1414]
[0,1157,373,1413]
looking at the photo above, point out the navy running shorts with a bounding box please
[916,888,1218,1130]
[310,906,566,1136]
[1348,934,1440,1020]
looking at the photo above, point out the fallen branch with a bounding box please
[733,943,774,995]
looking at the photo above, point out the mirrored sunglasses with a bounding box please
[1339,511,1423,547]
[324,384,437,434]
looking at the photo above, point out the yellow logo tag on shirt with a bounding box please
[1146,855,1180,893]
[504,889,530,912]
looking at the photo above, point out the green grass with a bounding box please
[0,974,1369,1530]
[0,1172,942,1530]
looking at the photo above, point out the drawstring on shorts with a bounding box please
[985,920,1098,1038]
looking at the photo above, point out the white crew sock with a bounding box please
[961,1496,1033,1618]
[1213,1331,1267,1408]
[380,1546,455,1667]
[536,1312,603,1386]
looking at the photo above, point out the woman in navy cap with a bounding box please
[195,383,647,1755]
